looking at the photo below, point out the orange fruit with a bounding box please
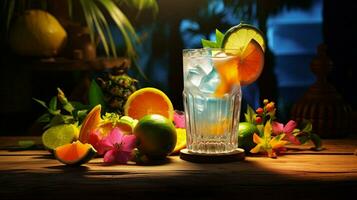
[54,141,96,166]
[236,39,265,86]
[217,23,265,89]
[124,87,174,121]
[134,114,177,160]
[79,105,102,143]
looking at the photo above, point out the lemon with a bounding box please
[9,10,67,57]
[171,128,187,154]
[42,124,79,151]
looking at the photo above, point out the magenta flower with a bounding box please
[96,128,137,164]
[173,110,185,128]
[272,120,300,145]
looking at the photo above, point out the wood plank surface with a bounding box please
[1,137,357,199]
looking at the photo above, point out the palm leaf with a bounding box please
[91,1,117,57]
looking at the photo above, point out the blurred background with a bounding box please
[0,0,355,136]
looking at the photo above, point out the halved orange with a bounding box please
[236,39,265,85]
[54,141,97,166]
[124,87,174,121]
[79,105,102,143]
[220,23,265,87]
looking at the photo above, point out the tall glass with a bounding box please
[183,48,242,154]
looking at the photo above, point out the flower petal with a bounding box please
[253,133,262,144]
[284,133,301,145]
[95,139,112,155]
[106,128,124,145]
[250,144,261,153]
[114,151,132,164]
[283,120,297,134]
[272,121,284,135]
[121,135,137,152]
[173,111,186,128]
[103,149,116,163]
[89,130,101,146]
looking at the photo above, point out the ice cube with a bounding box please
[199,68,220,94]
[197,56,213,74]
[185,65,207,87]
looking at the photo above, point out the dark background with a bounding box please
[0,0,355,135]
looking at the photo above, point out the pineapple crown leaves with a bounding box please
[201,29,224,48]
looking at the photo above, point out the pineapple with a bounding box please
[97,69,137,115]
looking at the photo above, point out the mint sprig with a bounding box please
[201,29,224,48]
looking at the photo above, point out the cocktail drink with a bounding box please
[183,49,242,154]
[182,24,265,155]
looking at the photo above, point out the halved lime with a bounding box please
[42,124,79,150]
[222,23,266,54]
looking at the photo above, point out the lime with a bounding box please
[134,114,177,160]
[42,124,79,151]
[222,23,266,52]
[238,122,259,151]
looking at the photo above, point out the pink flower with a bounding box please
[272,120,300,145]
[173,110,185,128]
[96,128,137,164]
[89,130,102,153]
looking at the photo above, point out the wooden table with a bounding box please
[1,137,356,200]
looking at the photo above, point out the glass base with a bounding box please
[180,148,245,163]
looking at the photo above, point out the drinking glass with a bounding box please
[183,48,242,154]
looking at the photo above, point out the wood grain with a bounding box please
[0,137,357,199]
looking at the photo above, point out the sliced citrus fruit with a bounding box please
[236,39,265,85]
[171,128,187,154]
[79,105,102,143]
[219,23,265,87]
[42,124,79,151]
[124,87,174,121]
[98,115,138,136]
[222,23,266,52]
[54,141,97,166]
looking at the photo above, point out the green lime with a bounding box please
[238,122,259,151]
[222,23,266,52]
[134,114,177,160]
[42,124,79,151]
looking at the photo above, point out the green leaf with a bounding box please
[44,115,74,129]
[70,101,90,110]
[89,79,106,110]
[297,134,310,145]
[302,121,313,133]
[76,110,89,123]
[36,113,51,123]
[310,133,323,151]
[201,39,217,48]
[244,105,256,123]
[256,124,264,137]
[49,96,57,111]
[18,140,35,149]
[33,98,48,109]
[215,29,224,47]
